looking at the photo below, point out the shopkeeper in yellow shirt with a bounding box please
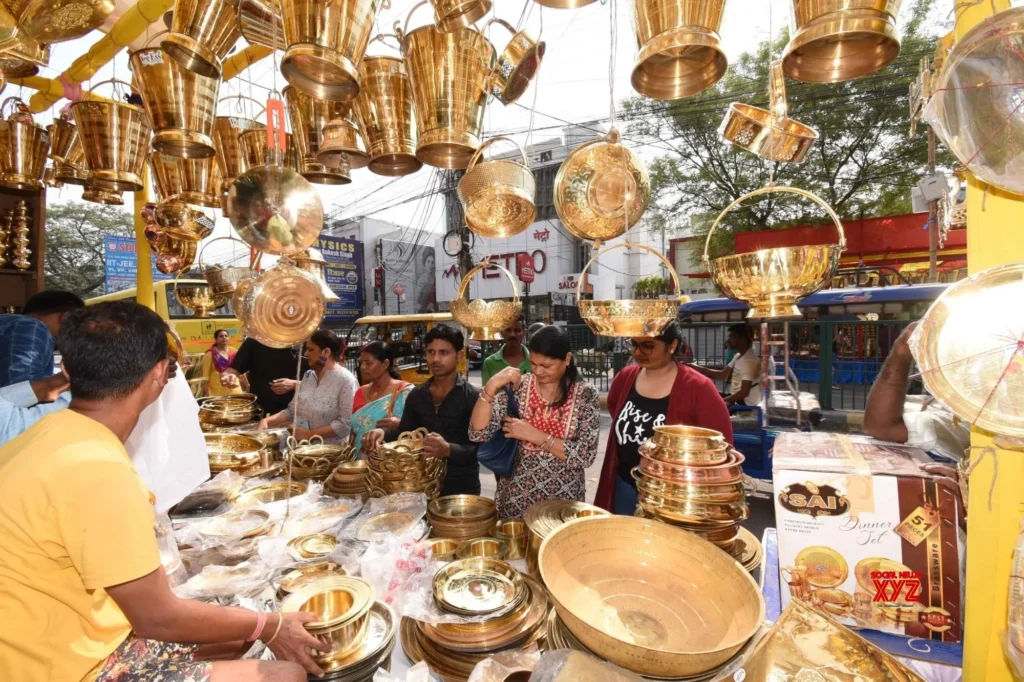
[0,302,328,682]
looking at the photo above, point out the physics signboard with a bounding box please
[103,235,173,294]
[315,235,364,324]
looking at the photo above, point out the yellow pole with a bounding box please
[954,2,1024,681]
[133,164,155,310]
[221,46,273,80]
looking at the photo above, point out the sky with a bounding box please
[20,0,950,264]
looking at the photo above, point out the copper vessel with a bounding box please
[0,97,49,190]
[162,0,242,78]
[354,38,422,177]
[71,80,151,193]
[631,0,727,100]
[284,86,353,184]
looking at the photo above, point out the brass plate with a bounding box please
[280,561,343,594]
[233,481,307,507]
[197,508,270,539]
[433,557,523,615]
[795,545,849,588]
[353,511,417,541]
[318,600,396,673]
[288,533,338,559]
[280,575,374,630]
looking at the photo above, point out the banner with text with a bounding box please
[315,235,365,324]
[104,235,173,294]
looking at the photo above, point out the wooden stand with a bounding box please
[0,187,46,311]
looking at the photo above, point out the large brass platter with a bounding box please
[225,164,323,256]
[197,508,271,539]
[233,480,308,507]
[432,557,523,615]
[794,545,848,588]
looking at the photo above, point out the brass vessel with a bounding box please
[430,0,489,33]
[284,86,352,185]
[150,153,222,208]
[292,248,340,302]
[6,0,113,44]
[162,0,242,78]
[450,260,522,341]
[82,185,123,205]
[631,0,727,100]
[240,262,325,348]
[0,39,50,78]
[318,108,369,169]
[175,276,230,317]
[458,136,536,239]
[71,80,151,193]
[238,127,299,172]
[0,97,49,190]
[212,99,265,187]
[237,0,286,50]
[45,113,77,162]
[355,39,422,177]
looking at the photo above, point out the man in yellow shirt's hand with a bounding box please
[0,302,329,682]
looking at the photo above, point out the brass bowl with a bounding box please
[317,600,396,673]
[428,495,496,521]
[638,449,746,485]
[637,489,748,524]
[538,516,764,678]
[281,576,375,662]
[197,508,271,540]
[649,424,726,454]
[432,557,524,616]
[638,441,730,467]
[632,473,746,505]
[233,480,308,507]
[205,433,264,471]
[457,536,508,560]
[425,538,463,562]
[494,519,528,560]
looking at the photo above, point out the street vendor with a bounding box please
[688,323,764,406]
[595,322,734,515]
[363,324,481,495]
[0,302,327,682]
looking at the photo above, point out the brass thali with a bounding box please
[433,557,524,616]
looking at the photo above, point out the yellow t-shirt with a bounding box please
[0,410,161,682]
[201,349,242,397]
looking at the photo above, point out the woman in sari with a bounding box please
[351,341,412,454]
[200,329,245,396]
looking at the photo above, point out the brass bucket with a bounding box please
[162,0,242,78]
[82,185,124,205]
[46,113,77,162]
[5,0,113,44]
[238,128,299,172]
[238,0,286,50]
[318,108,369,168]
[703,186,846,319]
[292,248,340,301]
[782,0,902,83]
[396,1,495,169]
[457,136,535,238]
[631,0,728,100]
[0,39,49,78]
[486,18,545,106]
[449,260,521,340]
[354,36,422,177]
[55,137,88,185]
[71,80,152,193]
[0,97,49,190]
[280,0,386,101]
[284,85,353,184]
[130,32,219,159]
[150,153,222,208]
[430,0,489,33]
[212,99,266,187]
[42,165,62,188]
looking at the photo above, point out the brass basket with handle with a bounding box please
[174,270,231,317]
[449,260,522,341]
[199,236,256,296]
[702,185,846,319]
[457,136,535,239]
[577,242,688,338]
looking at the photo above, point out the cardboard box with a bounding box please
[773,432,965,642]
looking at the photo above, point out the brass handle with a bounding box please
[465,136,529,173]
[366,32,403,56]
[577,242,683,301]
[140,29,170,49]
[0,96,26,118]
[701,185,847,265]
[455,259,521,307]
[218,95,265,119]
[85,78,139,99]
[197,236,253,272]
[485,17,516,37]
[398,0,431,44]
[768,61,787,123]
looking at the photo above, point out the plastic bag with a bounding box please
[529,650,645,682]
[279,495,364,536]
[174,559,274,600]
[359,532,433,611]
[155,512,188,587]
[467,648,542,682]
[373,662,441,682]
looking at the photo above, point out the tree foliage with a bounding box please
[622,0,950,264]
[44,201,135,297]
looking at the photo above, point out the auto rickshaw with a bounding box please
[346,313,468,385]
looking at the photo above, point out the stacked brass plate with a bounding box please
[279,0,381,101]
[631,0,727,100]
[130,33,219,158]
[366,428,447,499]
[553,128,650,241]
[428,495,496,541]
[430,0,489,33]
[45,113,77,163]
[149,152,222,208]
[6,0,113,44]
[433,557,524,616]
[539,516,764,679]
[284,86,352,184]
[240,262,326,348]
[396,2,496,169]
[238,127,300,172]
[162,0,241,78]
[287,435,356,481]
[281,576,377,669]
[493,519,527,560]
[237,0,286,51]
[233,480,308,507]
[71,80,151,193]
[0,97,49,190]
[578,242,688,337]
[205,432,265,473]
[486,18,544,105]
[523,499,609,575]
[197,508,272,540]
[782,0,902,84]
[449,261,522,341]
[325,459,370,498]
[292,248,341,302]
[355,38,422,177]
[288,533,339,560]
[55,136,89,185]
[703,186,846,319]
[457,537,507,560]
[403,573,547,680]
[457,136,536,239]
[278,561,345,599]
[0,39,50,78]
[316,601,397,680]
[199,393,260,427]
[318,106,370,169]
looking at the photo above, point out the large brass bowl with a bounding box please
[538,516,763,678]
[449,260,522,340]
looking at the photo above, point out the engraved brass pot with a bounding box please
[631,0,727,100]
[354,39,422,177]
[449,260,522,340]
[0,97,49,190]
[162,0,241,78]
[71,80,151,193]
[3,0,113,44]
[457,136,535,239]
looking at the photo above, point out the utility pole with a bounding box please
[927,127,938,283]
[442,169,473,279]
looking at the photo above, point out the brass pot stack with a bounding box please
[523,499,609,575]
[632,425,762,572]
[326,459,370,499]
[428,495,496,541]
[366,428,447,500]
[288,436,356,481]
[0,201,31,270]
[402,557,548,681]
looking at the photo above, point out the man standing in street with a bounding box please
[689,323,764,407]
[364,324,480,495]
[481,316,531,385]
[221,337,309,415]
[0,290,84,386]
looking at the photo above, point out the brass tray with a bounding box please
[795,545,849,588]
[288,533,338,559]
[432,557,524,616]
[197,508,271,539]
[232,480,307,507]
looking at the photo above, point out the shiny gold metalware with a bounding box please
[431,0,489,33]
[233,480,308,506]
[45,114,77,162]
[646,424,727,457]
[226,162,324,257]
[292,248,341,302]
[636,487,749,524]
[162,0,241,78]
[197,508,271,539]
[55,137,88,185]
[354,510,419,540]
[494,519,527,560]
[458,136,536,239]
[154,199,214,241]
[240,262,325,347]
[318,109,370,169]
[638,448,745,485]
[71,80,151,193]
[280,0,383,100]
[794,545,848,588]
[149,153,222,207]
[782,0,902,84]
[200,244,254,298]
[578,243,686,338]
[237,0,286,50]
[317,600,396,675]
[450,260,522,340]
[289,533,339,559]
[633,474,746,506]
[130,36,219,159]
[0,39,49,78]
[175,278,230,318]
[554,127,650,241]
[205,432,264,472]
[631,0,727,100]
[355,46,422,177]
[238,128,299,172]
[212,105,264,185]
[81,186,124,205]
[8,0,113,44]
[396,2,495,169]
[429,495,496,521]
[0,98,48,190]
[486,18,544,105]
[279,561,344,596]
[719,101,773,156]
[457,537,508,561]
[284,86,353,184]
[703,186,846,319]
[539,516,764,678]
[425,538,463,562]
[433,557,521,615]
[42,166,62,188]
[282,576,375,664]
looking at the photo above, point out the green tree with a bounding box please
[44,201,135,297]
[623,0,950,264]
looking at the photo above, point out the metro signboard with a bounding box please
[516,252,535,283]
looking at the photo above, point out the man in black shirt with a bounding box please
[221,338,309,414]
[364,324,480,496]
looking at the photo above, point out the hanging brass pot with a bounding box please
[279,0,386,101]
[149,153,222,208]
[0,5,15,51]
[0,39,49,78]
[355,38,422,177]
[318,108,369,169]
[82,185,124,205]
[162,0,242,78]
[631,0,728,100]
[553,128,650,242]
[430,0,489,33]
[42,165,62,188]
[55,136,88,185]
[174,273,230,316]
[238,0,286,50]
[71,80,152,193]
[284,85,353,184]
[212,97,266,187]
[486,18,545,106]
[0,97,50,190]
[238,127,299,172]
[130,32,220,159]
[782,0,902,83]
[450,260,521,340]
[241,261,325,348]
[396,1,495,170]
[45,113,77,162]
[457,136,535,239]
[3,0,113,44]
[531,0,595,8]
[155,199,215,241]
[292,248,340,301]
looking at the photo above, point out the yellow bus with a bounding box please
[85,280,244,358]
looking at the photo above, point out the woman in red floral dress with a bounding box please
[470,325,601,519]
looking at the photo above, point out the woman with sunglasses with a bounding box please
[594,322,734,516]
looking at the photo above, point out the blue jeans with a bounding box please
[613,474,639,516]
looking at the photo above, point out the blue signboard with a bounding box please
[315,235,364,324]
[104,235,173,294]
